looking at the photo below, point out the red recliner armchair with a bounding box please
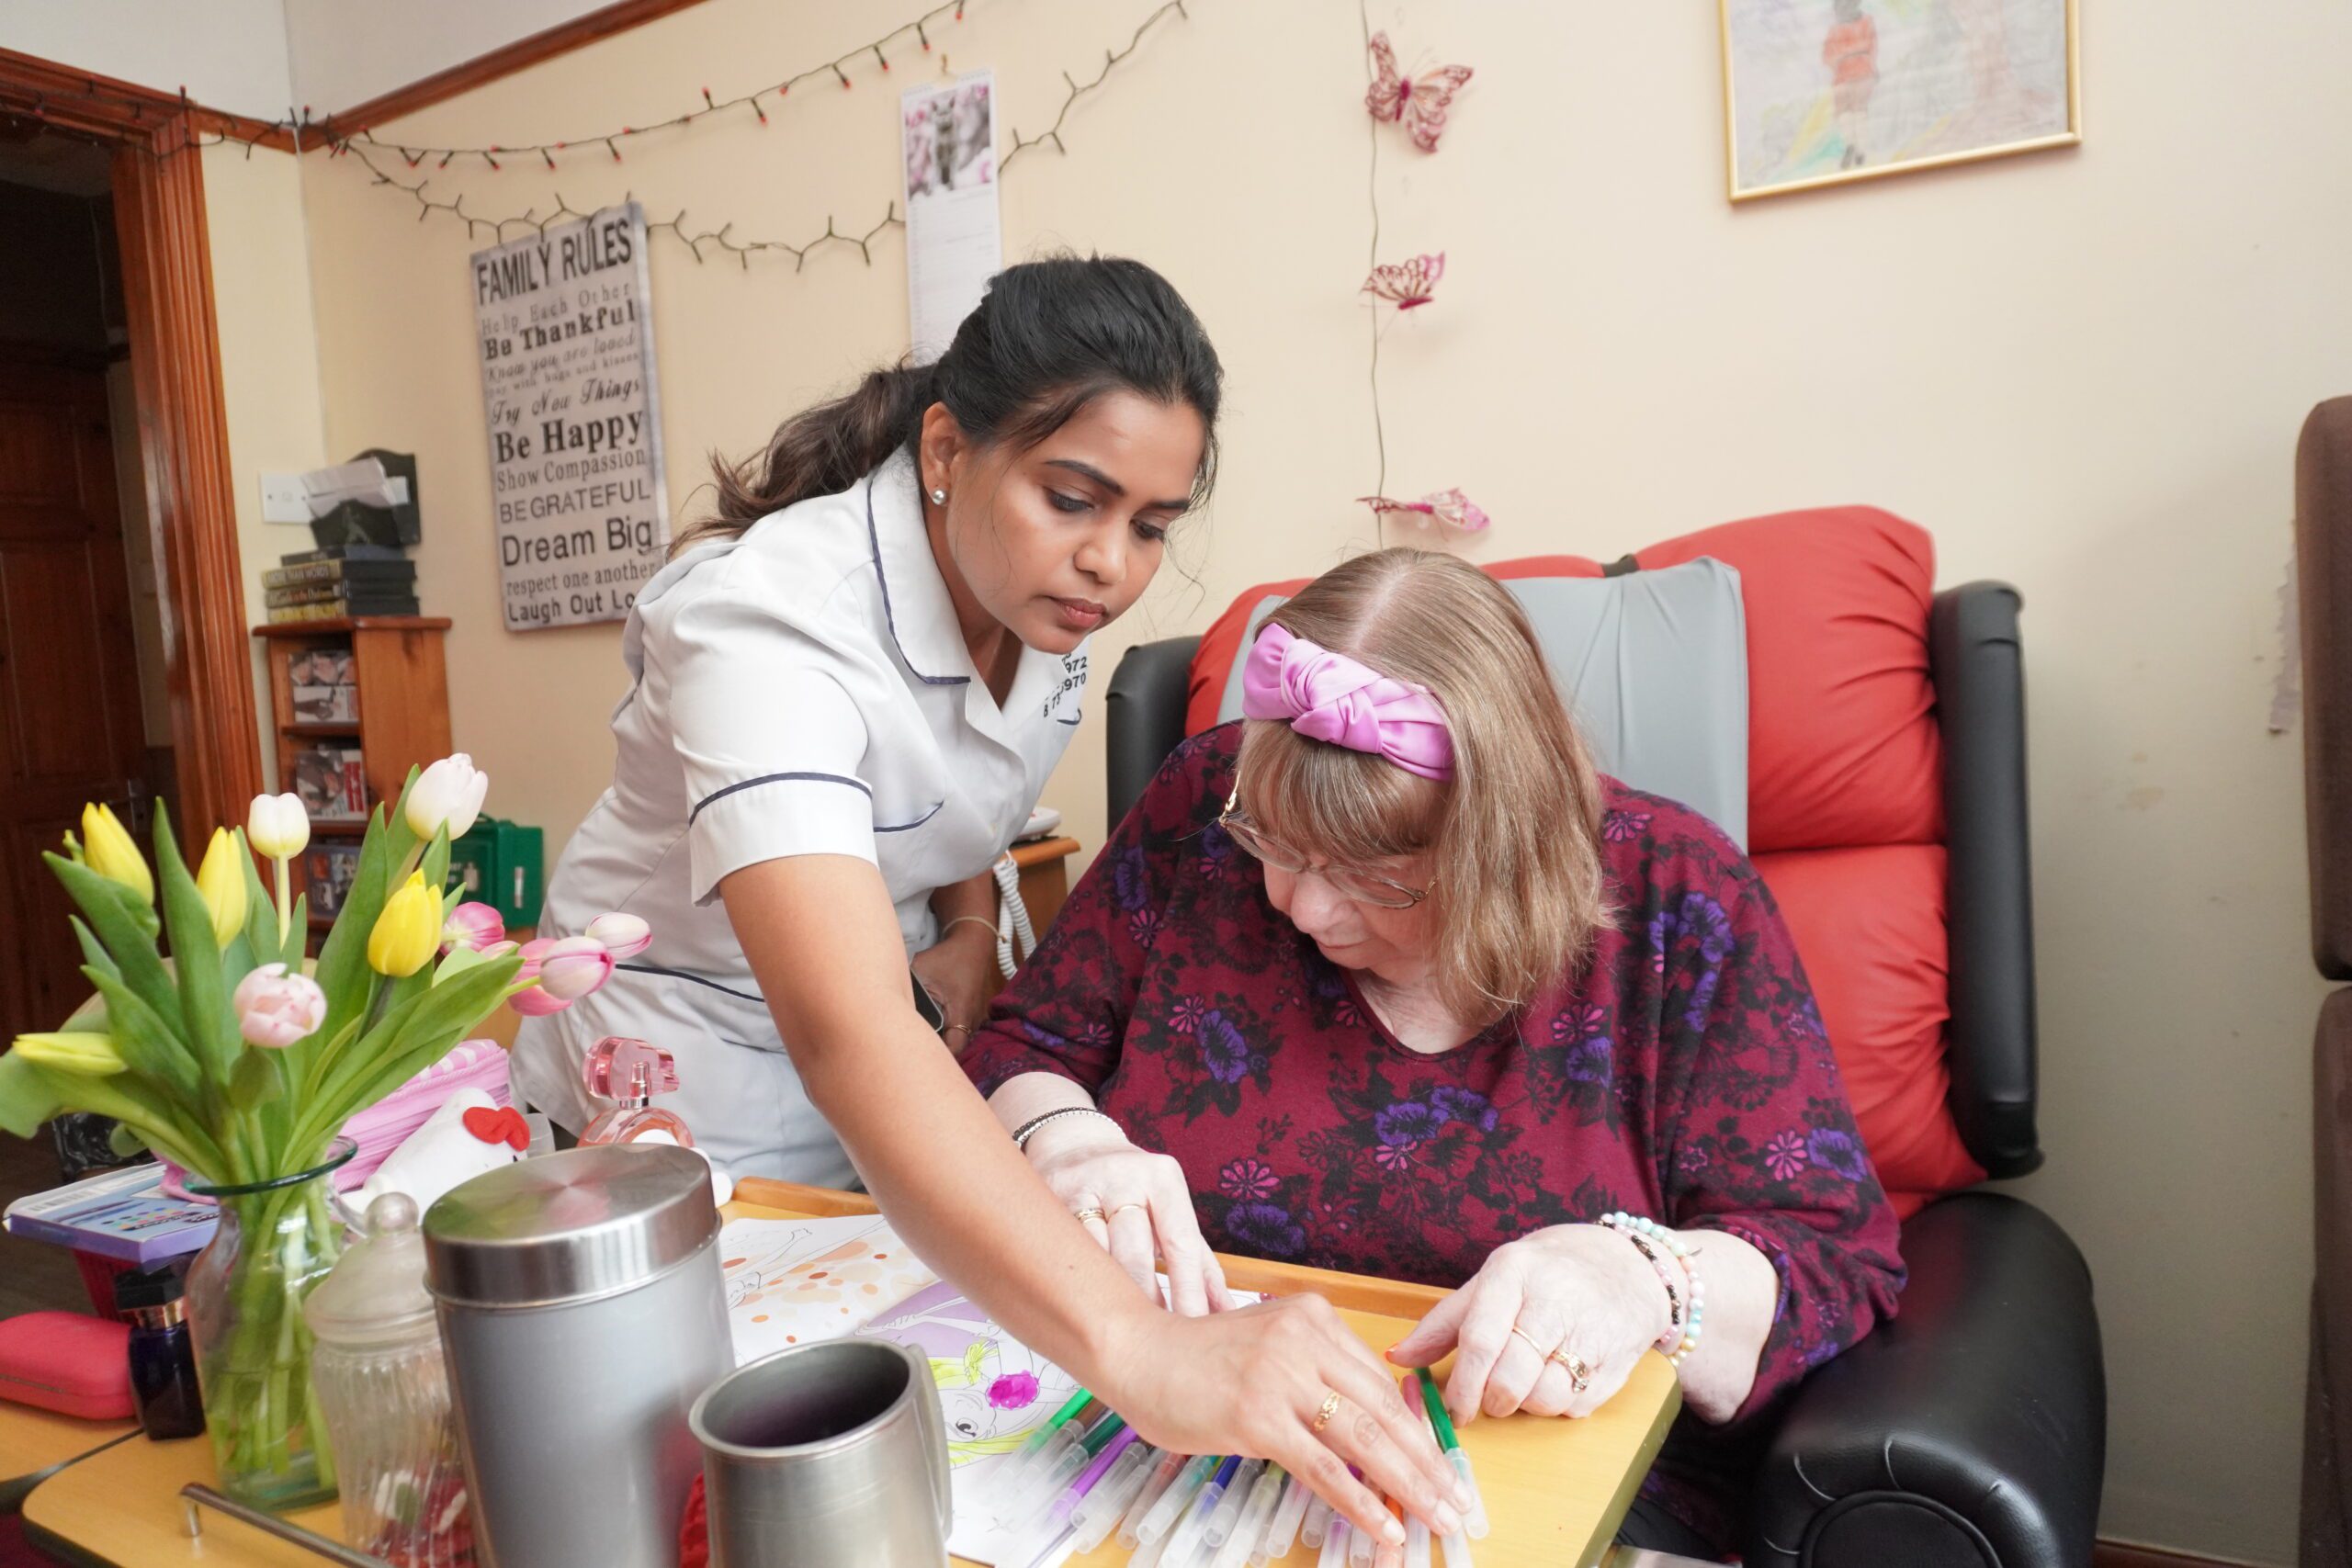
[1102,509,2106,1566]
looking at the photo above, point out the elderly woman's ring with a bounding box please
[1311,1391,1342,1433]
[1508,1325,1546,1356]
[1548,1349,1592,1393]
[1108,1202,1146,1219]
[1071,1206,1107,1225]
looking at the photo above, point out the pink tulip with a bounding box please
[507,935,616,1016]
[586,911,651,960]
[233,963,328,1049]
[537,936,615,1000]
[506,985,571,1018]
[444,902,507,953]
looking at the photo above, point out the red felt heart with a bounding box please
[461,1104,529,1152]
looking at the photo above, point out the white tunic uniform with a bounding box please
[510,452,1090,1182]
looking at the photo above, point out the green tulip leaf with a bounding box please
[85,970,203,1102]
[68,915,121,993]
[227,1048,285,1112]
[107,1121,149,1159]
[45,854,178,1025]
[309,804,402,1049]
[0,1050,64,1139]
[291,956,518,1152]
[152,807,239,1088]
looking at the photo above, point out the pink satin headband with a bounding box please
[1239,622,1455,781]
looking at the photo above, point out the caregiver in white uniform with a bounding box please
[511,257,1467,1551]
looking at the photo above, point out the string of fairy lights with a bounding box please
[0,0,1190,276]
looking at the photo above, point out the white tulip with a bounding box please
[407,753,489,841]
[246,793,311,860]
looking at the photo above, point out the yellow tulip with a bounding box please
[12,1032,128,1077]
[368,873,446,978]
[78,803,153,905]
[194,828,248,949]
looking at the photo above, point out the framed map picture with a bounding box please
[1720,0,2079,201]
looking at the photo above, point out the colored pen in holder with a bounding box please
[1163,1454,1241,1566]
[1258,1469,1312,1564]
[1137,1452,1220,1546]
[1118,1447,1193,1549]
[1070,1442,1159,1554]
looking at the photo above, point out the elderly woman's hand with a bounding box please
[1386,1224,1674,1422]
[1022,1113,1237,1315]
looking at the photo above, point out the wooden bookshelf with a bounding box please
[253,617,452,936]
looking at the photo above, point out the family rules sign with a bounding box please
[473,203,669,631]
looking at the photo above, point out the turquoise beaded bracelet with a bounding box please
[1600,1211,1704,1367]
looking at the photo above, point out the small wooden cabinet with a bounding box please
[251,617,452,932]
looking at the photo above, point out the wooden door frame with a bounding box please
[0,51,266,838]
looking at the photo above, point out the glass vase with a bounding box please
[185,1140,356,1512]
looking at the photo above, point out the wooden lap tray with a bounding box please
[737,1179,1681,1568]
[14,1180,1679,1568]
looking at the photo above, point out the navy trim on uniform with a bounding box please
[616,962,766,1005]
[867,473,971,687]
[875,800,946,833]
[690,771,871,823]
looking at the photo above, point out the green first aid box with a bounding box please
[449,816,544,926]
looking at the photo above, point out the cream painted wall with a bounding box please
[201,141,332,786]
[289,2,2344,1559]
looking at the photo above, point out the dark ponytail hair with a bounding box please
[676,254,1222,556]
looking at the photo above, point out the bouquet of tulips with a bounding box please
[0,755,637,1511]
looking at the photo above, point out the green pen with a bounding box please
[1014,1412,1129,1521]
[1415,1368,1459,1450]
[1080,1413,1129,1457]
[1007,1389,1095,1488]
[1415,1368,1487,1540]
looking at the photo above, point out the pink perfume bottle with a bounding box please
[577,1037,693,1147]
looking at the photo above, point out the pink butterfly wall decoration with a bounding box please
[1362,252,1445,310]
[1365,32,1474,153]
[1358,489,1491,534]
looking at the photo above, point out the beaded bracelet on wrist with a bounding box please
[1009,1105,1117,1151]
[1616,1227,1684,1331]
[1601,1211,1703,1366]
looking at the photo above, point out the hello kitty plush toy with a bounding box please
[343,1088,527,1224]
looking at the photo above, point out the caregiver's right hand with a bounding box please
[1099,1293,1471,1551]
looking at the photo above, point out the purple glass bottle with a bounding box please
[115,1265,205,1440]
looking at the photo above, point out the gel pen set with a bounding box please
[994,1371,1486,1568]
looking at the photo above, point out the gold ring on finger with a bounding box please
[1071,1206,1107,1225]
[1508,1325,1547,1356]
[1107,1201,1146,1219]
[1548,1349,1592,1392]
[1311,1391,1341,1433]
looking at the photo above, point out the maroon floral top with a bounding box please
[961,726,1905,1554]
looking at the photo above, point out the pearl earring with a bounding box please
[930,488,947,504]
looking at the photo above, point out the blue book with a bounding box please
[3,1161,218,1265]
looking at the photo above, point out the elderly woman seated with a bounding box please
[960,548,1903,1560]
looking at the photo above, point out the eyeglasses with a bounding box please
[1216,788,1431,909]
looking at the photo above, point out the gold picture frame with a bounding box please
[1719,0,2081,202]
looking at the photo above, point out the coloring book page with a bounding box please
[719,1214,940,1365]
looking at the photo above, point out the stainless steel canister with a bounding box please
[424,1145,730,1568]
[690,1338,953,1568]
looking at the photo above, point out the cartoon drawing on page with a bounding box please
[719,1215,940,1365]
[865,1279,1078,1562]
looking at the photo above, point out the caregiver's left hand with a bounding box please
[911,924,996,1054]
[1386,1224,1672,1423]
